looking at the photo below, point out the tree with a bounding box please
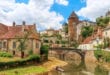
[63,22,68,34]
[40,45,49,60]
[81,26,94,38]
[96,17,110,28]
[17,31,30,58]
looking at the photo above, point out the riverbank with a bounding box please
[41,57,68,71]
[98,62,110,70]
[0,57,67,75]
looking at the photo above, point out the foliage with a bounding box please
[55,40,60,44]
[70,40,79,48]
[28,49,33,55]
[0,52,13,58]
[43,39,49,43]
[96,17,110,28]
[40,45,49,60]
[54,33,62,40]
[95,65,108,75]
[17,31,30,58]
[103,37,110,48]
[61,40,67,44]
[63,22,68,34]
[81,26,94,38]
[0,54,40,70]
[94,50,103,60]
[95,44,103,50]
[94,50,110,62]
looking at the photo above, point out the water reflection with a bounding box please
[50,58,110,75]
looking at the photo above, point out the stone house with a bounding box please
[0,21,40,56]
[78,27,103,50]
[103,23,110,38]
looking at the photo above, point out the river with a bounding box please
[49,56,110,75]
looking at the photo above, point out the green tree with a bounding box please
[63,22,68,34]
[17,31,30,58]
[96,17,110,28]
[81,26,94,38]
[40,45,49,60]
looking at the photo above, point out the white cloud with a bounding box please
[0,0,64,31]
[77,0,110,21]
[55,0,69,6]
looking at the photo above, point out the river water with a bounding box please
[50,57,110,75]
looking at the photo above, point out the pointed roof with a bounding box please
[69,11,78,18]
[106,10,110,16]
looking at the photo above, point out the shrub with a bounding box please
[94,50,103,60]
[0,52,13,58]
[28,54,40,62]
[0,54,40,70]
[28,49,33,55]
[40,45,49,60]
[94,50,110,62]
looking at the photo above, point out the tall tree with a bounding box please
[81,26,94,38]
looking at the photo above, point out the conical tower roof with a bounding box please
[69,11,78,18]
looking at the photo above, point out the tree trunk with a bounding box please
[13,50,15,55]
[21,51,24,58]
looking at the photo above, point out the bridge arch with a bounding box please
[49,47,86,61]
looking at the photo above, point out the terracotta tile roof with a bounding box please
[0,23,39,40]
[82,28,103,44]
[0,23,8,35]
[82,36,92,44]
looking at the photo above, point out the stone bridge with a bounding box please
[49,47,86,61]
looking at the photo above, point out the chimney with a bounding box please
[33,23,36,28]
[22,21,26,25]
[13,21,16,27]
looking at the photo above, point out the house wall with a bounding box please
[0,39,40,56]
[78,44,93,50]
[103,29,110,38]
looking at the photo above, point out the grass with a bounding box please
[0,65,47,75]
[0,56,46,75]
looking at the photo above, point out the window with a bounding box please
[0,42,2,48]
[3,42,6,48]
[36,43,39,48]
[13,42,16,49]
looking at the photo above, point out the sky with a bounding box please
[0,0,110,31]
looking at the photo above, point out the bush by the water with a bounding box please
[0,54,40,70]
[40,45,49,60]
[0,52,13,58]
[94,50,110,62]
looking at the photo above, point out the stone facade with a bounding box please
[68,11,79,41]
[0,22,40,56]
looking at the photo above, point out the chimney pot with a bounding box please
[13,21,16,27]
[23,21,26,25]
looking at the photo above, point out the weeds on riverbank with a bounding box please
[94,50,110,62]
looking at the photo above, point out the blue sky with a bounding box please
[15,0,86,22]
[51,0,86,21]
